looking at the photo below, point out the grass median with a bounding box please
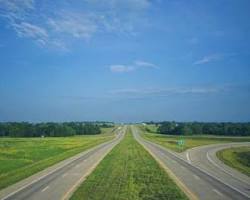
[70,128,188,200]
[217,147,250,176]
[0,128,115,190]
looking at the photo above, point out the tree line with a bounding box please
[0,122,114,137]
[145,122,250,136]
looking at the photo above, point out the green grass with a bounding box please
[143,124,158,133]
[141,129,250,152]
[0,128,115,190]
[217,147,250,177]
[70,128,188,200]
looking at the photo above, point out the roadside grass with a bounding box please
[100,127,116,135]
[217,147,250,177]
[0,128,115,190]
[143,124,158,133]
[140,128,250,153]
[70,128,188,200]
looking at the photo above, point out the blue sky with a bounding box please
[0,0,250,122]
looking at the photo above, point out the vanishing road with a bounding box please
[132,126,250,200]
[0,127,126,200]
[1,125,250,200]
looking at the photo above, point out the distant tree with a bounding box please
[157,122,250,136]
[158,122,177,135]
[190,123,203,135]
[174,124,193,135]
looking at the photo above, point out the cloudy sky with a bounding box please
[0,0,250,122]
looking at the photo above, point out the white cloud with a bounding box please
[13,22,48,38]
[48,13,97,40]
[12,22,48,45]
[110,86,223,98]
[110,60,158,73]
[85,0,150,11]
[88,0,151,35]
[193,52,238,65]
[110,65,134,73]
[134,60,158,68]
[0,0,34,12]
[61,84,239,101]
[0,0,152,50]
[0,0,34,22]
[193,54,222,65]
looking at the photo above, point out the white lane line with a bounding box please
[213,189,223,197]
[186,152,191,164]
[41,186,49,192]
[193,175,200,180]
[206,151,227,173]
[206,150,250,186]
[206,151,247,182]
[1,134,121,200]
[1,157,80,200]
[62,173,68,178]
[142,138,250,199]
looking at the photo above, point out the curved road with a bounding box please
[0,127,126,200]
[132,126,250,200]
[185,142,250,195]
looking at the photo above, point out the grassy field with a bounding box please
[141,128,250,152]
[0,128,115,190]
[143,124,158,133]
[217,147,250,176]
[70,128,188,200]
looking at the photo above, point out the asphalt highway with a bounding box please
[132,126,250,200]
[0,126,125,200]
[185,142,250,196]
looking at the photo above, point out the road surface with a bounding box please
[0,127,126,200]
[185,142,250,194]
[132,126,250,200]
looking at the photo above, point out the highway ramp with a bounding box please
[132,126,250,200]
[185,142,250,196]
[0,127,125,200]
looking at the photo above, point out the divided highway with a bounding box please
[0,127,126,200]
[1,125,249,200]
[132,126,250,200]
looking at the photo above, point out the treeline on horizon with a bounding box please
[144,121,250,136]
[0,122,114,137]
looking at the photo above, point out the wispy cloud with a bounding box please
[134,60,158,68]
[59,83,249,102]
[0,0,34,14]
[85,0,151,12]
[109,60,158,73]
[12,22,48,46]
[0,0,152,50]
[110,86,223,98]
[193,53,237,65]
[193,54,222,65]
[110,65,134,73]
[48,12,97,40]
